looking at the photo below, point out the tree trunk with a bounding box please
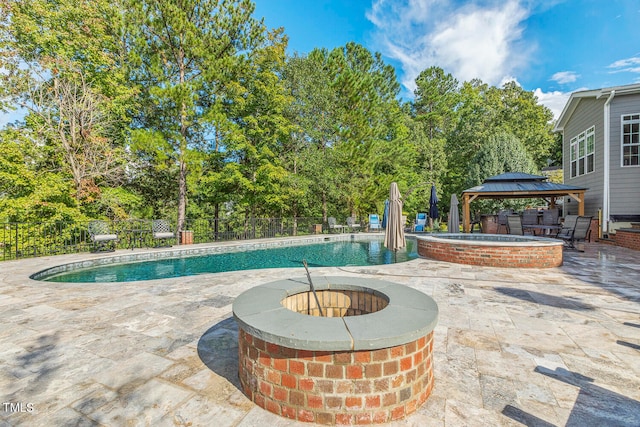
[322,190,327,222]
[177,156,187,235]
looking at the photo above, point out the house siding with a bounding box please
[609,93,640,216]
[563,97,605,217]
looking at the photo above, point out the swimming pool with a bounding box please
[36,237,418,283]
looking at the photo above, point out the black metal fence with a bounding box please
[1,217,329,261]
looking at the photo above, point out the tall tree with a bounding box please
[324,42,410,215]
[497,81,555,167]
[0,0,131,204]
[282,52,339,220]
[196,29,293,224]
[411,67,459,211]
[413,66,459,143]
[445,79,555,198]
[465,131,538,212]
[126,0,267,233]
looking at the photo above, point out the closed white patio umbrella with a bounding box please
[448,194,460,233]
[384,182,406,252]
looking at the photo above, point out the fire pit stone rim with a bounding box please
[232,276,439,351]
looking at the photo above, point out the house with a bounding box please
[554,83,640,237]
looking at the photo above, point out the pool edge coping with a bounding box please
[416,233,564,247]
[30,234,417,282]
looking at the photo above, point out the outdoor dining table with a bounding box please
[522,224,562,236]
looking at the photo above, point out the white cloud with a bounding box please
[607,56,640,76]
[533,88,570,120]
[550,71,579,84]
[366,0,532,95]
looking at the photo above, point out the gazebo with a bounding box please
[461,173,588,232]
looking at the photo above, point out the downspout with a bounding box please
[603,90,615,236]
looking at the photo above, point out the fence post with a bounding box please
[14,223,18,259]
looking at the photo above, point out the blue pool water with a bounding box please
[42,239,418,283]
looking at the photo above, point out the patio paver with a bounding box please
[1,239,639,426]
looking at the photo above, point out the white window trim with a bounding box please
[570,126,595,178]
[621,113,640,167]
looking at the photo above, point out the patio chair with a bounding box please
[470,212,482,233]
[88,220,118,252]
[557,216,592,251]
[497,210,511,234]
[368,214,382,232]
[346,216,361,232]
[542,208,559,226]
[522,209,539,226]
[152,219,175,247]
[328,217,344,233]
[542,208,561,236]
[413,212,427,232]
[558,215,578,237]
[506,215,524,235]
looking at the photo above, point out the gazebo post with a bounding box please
[463,194,471,233]
[578,191,585,216]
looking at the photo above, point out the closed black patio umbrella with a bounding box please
[429,184,439,228]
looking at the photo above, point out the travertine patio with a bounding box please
[1,239,639,426]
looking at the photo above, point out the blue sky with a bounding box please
[254,0,640,118]
[2,0,639,126]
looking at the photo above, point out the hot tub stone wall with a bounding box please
[238,328,435,424]
[417,238,562,268]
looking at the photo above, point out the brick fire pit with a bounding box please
[232,276,439,424]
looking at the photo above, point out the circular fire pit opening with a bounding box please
[281,289,389,317]
[233,277,439,425]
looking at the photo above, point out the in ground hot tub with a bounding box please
[232,276,439,424]
[417,233,563,268]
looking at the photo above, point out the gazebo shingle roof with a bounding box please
[465,172,586,196]
[460,172,588,232]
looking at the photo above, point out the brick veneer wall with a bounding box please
[614,229,640,251]
[417,239,562,268]
[238,328,435,425]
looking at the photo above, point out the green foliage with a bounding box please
[0,3,561,229]
[84,187,144,220]
[466,132,537,186]
[0,129,36,199]
[445,79,555,201]
[281,43,412,219]
[1,0,133,212]
[126,0,271,229]
[0,128,84,223]
[466,131,539,213]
